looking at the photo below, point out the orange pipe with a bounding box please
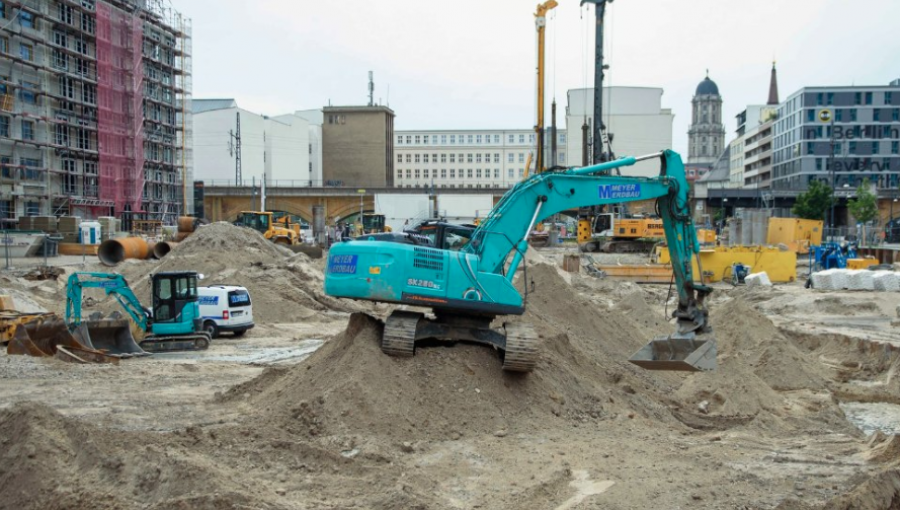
[98,238,149,266]
[178,216,198,233]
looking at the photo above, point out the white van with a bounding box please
[197,285,255,338]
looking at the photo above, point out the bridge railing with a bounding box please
[199,179,517,190]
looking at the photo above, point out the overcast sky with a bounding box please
[178,0,900,155]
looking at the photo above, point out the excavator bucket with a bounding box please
[5,313,118,364]
[72,318,149,358]
[628,335,717,372]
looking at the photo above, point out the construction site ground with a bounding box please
[2,225,900,509]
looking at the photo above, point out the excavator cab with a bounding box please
[150,272,202,337]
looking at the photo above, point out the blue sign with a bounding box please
[599,184,642,200]
[229,293,250,305]
[198,296,219,306]
[329,254,358,274]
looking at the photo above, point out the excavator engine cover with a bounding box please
[628,335,716,372]
[72,318,149,358]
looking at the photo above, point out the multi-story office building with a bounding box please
[0,0,193,222]
[729,105,777,188]
[772,82,900,191]
[393,129,567,189]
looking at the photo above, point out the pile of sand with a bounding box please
[112,223,366,323]
[225,264,687,441]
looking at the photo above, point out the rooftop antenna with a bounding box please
[368,71,375,107]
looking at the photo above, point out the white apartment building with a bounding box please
[294,109,324,186]
[193,99,311,185]
[393,129,567,189]
[565,87,675,177]
[727,105,777,189]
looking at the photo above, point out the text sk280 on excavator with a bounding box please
[324,150,716,372]
[65,271,211,354]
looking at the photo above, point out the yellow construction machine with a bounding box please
[579,213,665,253]
[234,211,301,245]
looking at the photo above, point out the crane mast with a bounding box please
[534,1,558,175]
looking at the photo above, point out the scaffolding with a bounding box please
[0,0,191,226]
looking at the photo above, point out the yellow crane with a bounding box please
[534,0,558,175]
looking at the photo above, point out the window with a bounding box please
[467,135,473,144]
[508,169,514,178]
[476,135,482,144]
[850,109,857,122]
[423,154,429,163]
[467,169,473,178]
[508,153,514,163]
[519,169,524,178]
[854,92,861,105]
[450,135,456,144]
[423,169,429,178]
[83,84,96,104]
[423,135,429,144]
[441,169,446,178]
[886,92,893,105]
[0,116,7,137]
[19,43,33,61]
[893,109,899,122]
[467,154,473,163]
[405,169,411,179]
[59,76,74,98]
[450,169,455,178]
[53,50,67,69]
[826,92,834,105]
[875,110,881,122]
[414,169,420,179]
[77,128,89,149]
[518,153,524,163]
[476,169,482,178]
[441,135,447,144]
[494,135,500,143]
[406,136,411,144]
[55,124,68,145]
[0,37,6,54]
[432,154,437,162]
[835,109,843,122]
[806,142,814,155]
[807,110,815,122]
[414,135,420,144]
[74,39,88,55]
[20,157,41,180]
[449,154,455,163]
[865,92,873,105]
[494,169,499,179]
[397,154,402,163]
[559,153,566,164]
[893,141,899,155]
[873,141,880,153]
[84,161,97,174]
[529,134,535,143]
[81,12,95,33]
[440,154,447,163]
[0,2,4,19]
[59,4,73,24]
[849,141,857,154]
[475,154,481,163]
[508,134,514,143]
[19,10,34,29]
[493,154,499,163]
[519,134,525,143]
[414,154,420,163]
[21,120,33,140]
[815,158,822,171]
[0,156,10,178]
[560,133,566,143]
[397,136,402,144]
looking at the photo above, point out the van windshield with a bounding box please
[228,290,251,308]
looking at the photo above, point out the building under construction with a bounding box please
[0,0,192,225]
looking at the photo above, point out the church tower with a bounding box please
[687,71,726,166]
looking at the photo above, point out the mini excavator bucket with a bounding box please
[72,314,148,358]
[628,335,717,372]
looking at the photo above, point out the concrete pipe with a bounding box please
[146,242,157,259]
[153,241,178,259]
[98,237,149,266]
[174,231,191,242]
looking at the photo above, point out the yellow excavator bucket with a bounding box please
[3,312,118,364]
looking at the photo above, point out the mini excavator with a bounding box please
[324,150,716,373]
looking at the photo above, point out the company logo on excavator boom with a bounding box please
[598,184,641,200]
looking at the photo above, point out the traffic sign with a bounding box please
[818,109,832,123]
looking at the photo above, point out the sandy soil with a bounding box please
[1,230,900,509]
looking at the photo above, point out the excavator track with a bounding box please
[382,311,421,357]
[139,333,211,353]
[502,322,539,372]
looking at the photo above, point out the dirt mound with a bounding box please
[111,223,366,323]
[821,469,900,510]
[230,264,689,440]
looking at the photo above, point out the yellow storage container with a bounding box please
[766,218,823,254]
[847,258,879,270]
[654,245,797,283]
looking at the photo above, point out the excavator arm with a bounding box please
[65,272,150,331]
[468,149,711,336]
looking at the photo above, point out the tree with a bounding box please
[847,178,878,224]
[792,179,835,220]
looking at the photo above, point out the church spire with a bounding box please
[767,61,779,105]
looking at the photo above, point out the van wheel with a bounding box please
[203,321,219,339]
[233,329,247,337]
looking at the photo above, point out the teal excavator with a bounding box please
[324,150,716,373]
